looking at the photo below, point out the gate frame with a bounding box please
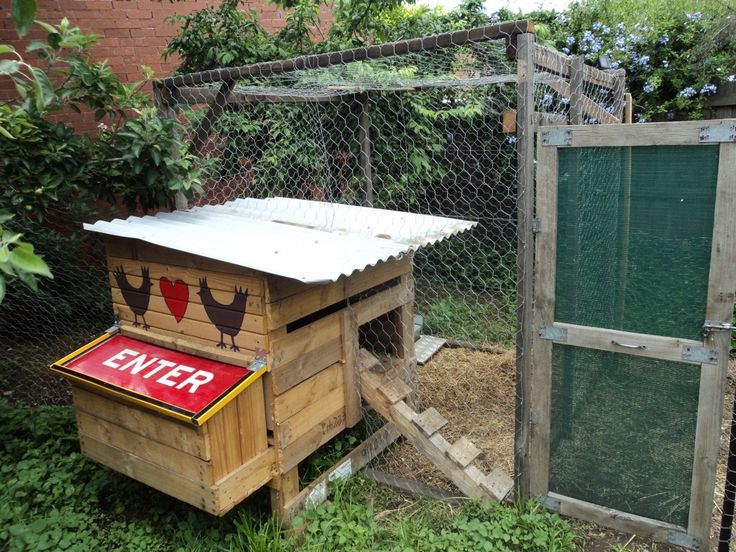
[520,120,736,551]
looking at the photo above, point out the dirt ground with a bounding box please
[375,346,736,551]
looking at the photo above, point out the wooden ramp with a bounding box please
[358,349,513,501]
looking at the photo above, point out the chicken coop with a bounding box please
[49,197,522,519]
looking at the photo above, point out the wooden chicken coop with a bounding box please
[50,197,514,521]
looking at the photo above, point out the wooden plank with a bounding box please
[569,56,584,125]
[114,306,266,353]
[550,120,710,148]
[688,141,736,549]
[533,112,568,126]
[377,378,412,405]
[269,311,342,370]
[120,325,254,368]
[392,273,417,406]
[107,256,264,297]
[532,44,570,77]
[283,424,401,521]
[354,283,413,326]
[80,434,218,514]
[545,492,690,546]
[446,436,483,468]
[362,469,459,501]
[502,109,517,133]
[105,237,263,281]
[276,386,345,448]
[280,404,346,472]
[525,132,558,499]
[624,92,633,124]
[477,468,515,502]
[213,447,277,514]
[235,378,268,461]
[266,279,345,331]
[342,307,362,428]
[412,407,448,437]
[344,256,411,297]
[546,323,705,365]
[72,387,209,459]
[176,86,353,105]
[358,347,383,373]
[542,76,620,124]
[270,336,343,394]
[207,397,243,481]
[514,31,536,501]
[110,289,266,334]
[269,466,300,524]
[358,93,374,206]
[76,411,212,484]
[272,362,344,422]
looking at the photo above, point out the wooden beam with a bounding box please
[176,86,355,105]
[188,80,234,155]
[569,56,584,125]
[162,21,535,88]
[358,94,374,207]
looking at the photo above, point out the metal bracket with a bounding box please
[539,325,568,343]
[699,123,736,143]
[682,344,719,365]
[532,217,541,234]
[704,320,735,333]
[666,530,699,550]
[541,129,572,146]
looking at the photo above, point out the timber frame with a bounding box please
[522,120,736,551]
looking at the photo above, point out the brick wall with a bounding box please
[0,1,333,131]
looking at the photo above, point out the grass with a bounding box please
[0,399,579,552]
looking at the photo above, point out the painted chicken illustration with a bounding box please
[112,266,152,330]
[198,277,248,351]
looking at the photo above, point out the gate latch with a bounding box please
[703,320,735,336]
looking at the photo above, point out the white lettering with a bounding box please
[143,359,176,379]
[157,364,196,387]
[176,370,214,394]
[119,354,159,375]
[102,349,138,369]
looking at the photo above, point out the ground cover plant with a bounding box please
[0,398,579,551]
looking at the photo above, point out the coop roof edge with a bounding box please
[84,198,478,284]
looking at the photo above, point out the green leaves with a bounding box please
[0,212,53,303]
[11,0,37,37]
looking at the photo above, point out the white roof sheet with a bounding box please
[84,198,477,284]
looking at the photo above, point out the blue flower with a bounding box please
[542,94,553,106]
[638,55,650,66]
[601,25,611,35]
[561,47,570,54]
[700,84,717,95]
[560,97,570,105]
[662,60,669,68]
[566,36,576,45]
[592,22,603,31]
[679,87,696,98]
[554,13,568,24]
[686,12,702,22]
[658,35,669,45]
[507,135,518,145]
[728,75,736,82]
[643,83,654,93]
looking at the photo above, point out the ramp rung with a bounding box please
[446,436,483,468]
[412,407,448,437]
[377,378,412,405]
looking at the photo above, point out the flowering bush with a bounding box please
[534,7,736,121]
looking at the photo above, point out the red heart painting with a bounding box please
[159,277,189,323]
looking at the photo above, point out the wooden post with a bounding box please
[569,56,584,125]
[153,82,188,211]
[624,92,633,124]
[269,466,300,524]
[358,94,374,207]
[513,32,536,500]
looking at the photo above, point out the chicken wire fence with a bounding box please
[0,18,640,526]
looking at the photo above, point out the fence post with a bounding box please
[358,93,374,207]
[569,56,584,125]
[514,31,535,500]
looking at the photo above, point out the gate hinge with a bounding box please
[682,344,719,365]
[539,325,568,342]
[532,217,541,234]
[541,129,572,146]
[666,530,699,550]
[699,123,736,143]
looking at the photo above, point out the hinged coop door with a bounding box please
[527,121,735,551]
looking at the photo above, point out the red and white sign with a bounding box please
[55,334,260,420]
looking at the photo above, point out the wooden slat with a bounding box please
[545,492,689,545]
[269,311,342,370]
[526,132,558,498]
[272,362,343,422]
[213,447,277,514]
[345,256,412,297]
[280,403,346,472]
[207,397,243,481]
[115,306,266,353]
[358,347,383,373]
[72,387,209,459]
[377,378,412,405]
[412,407,448,437]
[532,44,570,77]
[446,436,483,468]
[110,289,266,334]
[269,466,300,524]
[478,468,515,501]
[354,283,413,326]
[234,379,268,460]
[120,325,254,368]
[266,279,345,331]
[107,256,264,297]
[547,323,705,365]
[581,64,625,91]
[80,434,218,514]
[688,141,736,547]
[342,307,362,427]
[276,386,345,448]
[552,120,709,147]
[270,336,343,394]
[569,56,584,125]
[543,76,620,124]
[283,424,401,522]
[76,411,212,484]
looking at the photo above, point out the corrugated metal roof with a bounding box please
[84,198,477,284]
